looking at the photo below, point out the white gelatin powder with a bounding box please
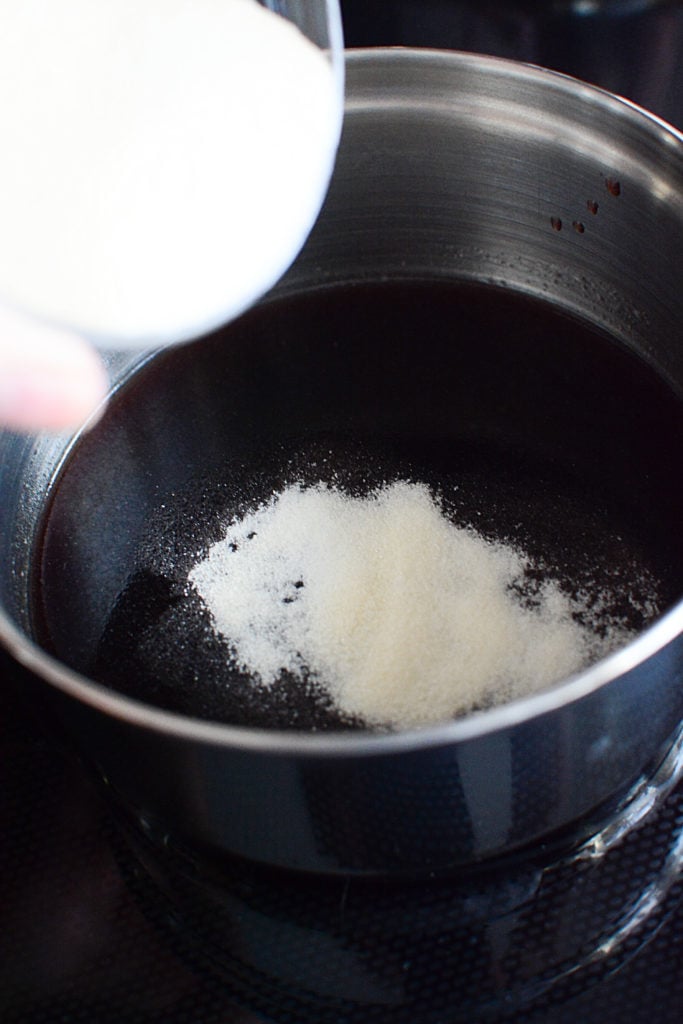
[0,0,341,344]
[189,481,642,730]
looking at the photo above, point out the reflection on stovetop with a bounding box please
[2,650,683,1023]
[116,729,683,1024]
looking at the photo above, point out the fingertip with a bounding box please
[0,310,109,433]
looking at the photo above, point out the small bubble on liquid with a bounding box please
[587,200,599,215]
[550,216,562,231]
[573,221,585,234]
[606,177,621,197]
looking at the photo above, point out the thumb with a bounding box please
[0,305,108,433]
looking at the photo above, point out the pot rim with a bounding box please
[2,47,683,757]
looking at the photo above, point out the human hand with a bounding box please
[0,305,108,433]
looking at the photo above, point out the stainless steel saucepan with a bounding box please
[1,50,682,875]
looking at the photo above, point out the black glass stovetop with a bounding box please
[2,645,683,1024]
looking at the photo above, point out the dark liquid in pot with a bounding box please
[32,281,683,730]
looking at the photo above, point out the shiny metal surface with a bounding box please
[1,50,683,874]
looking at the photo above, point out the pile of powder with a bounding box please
[188,481,642,730]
